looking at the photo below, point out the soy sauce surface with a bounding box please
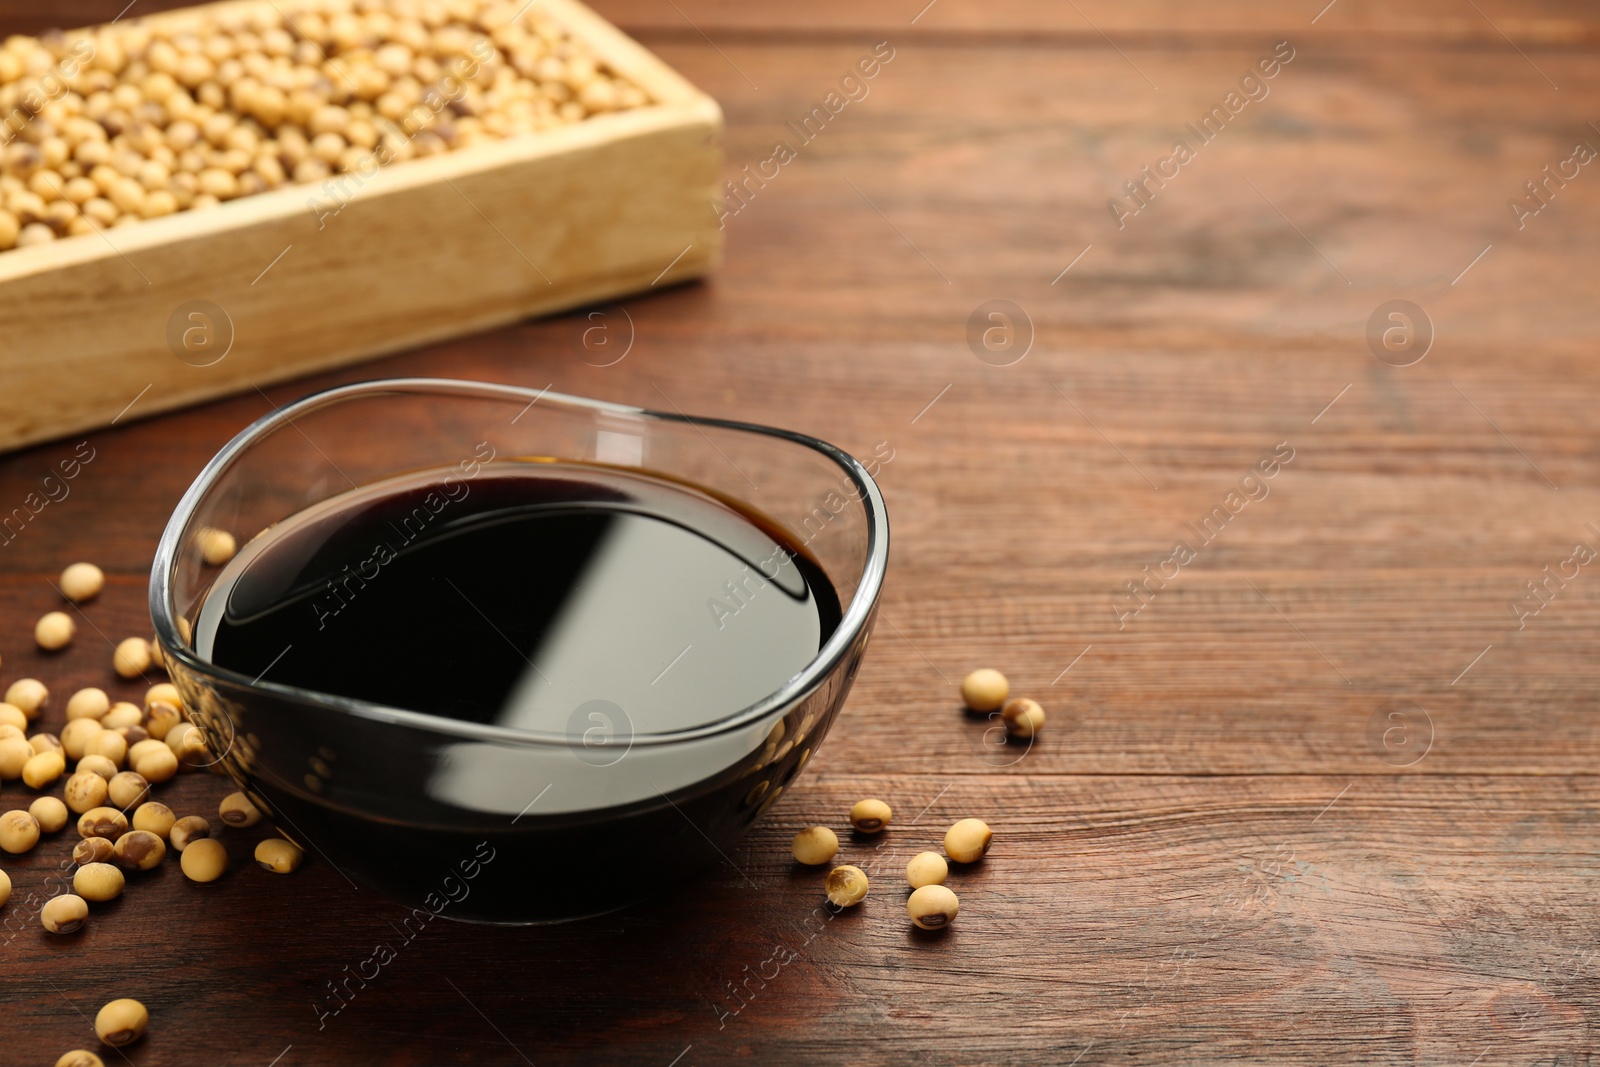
[195,465,842,734]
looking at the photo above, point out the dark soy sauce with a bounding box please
[199,466,840,731]
[192,464,843,921]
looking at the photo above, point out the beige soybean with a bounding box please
[112,636,151,678]
[59,561,105,602]
[906,851,949,889]
[144,682,182,711]
[29,796,68,833]
[128,739,168,764]
[73,837,114,865]
[0,867,8,907]
[146,702,182,742]
[133,743,179,783]
[29,732,62,756]
[825,864,869,907]
[114,829,166,871]
[849,798,892,834]
[10,204,48,231]
[76,754,118,781]
[64,771,109,813]
[94,998,147,1047]
[255,838,303,873]
[0,703,24,731]
[180,836,227,882]
[107,771,150,809]
[35,610,75,650]
[944,818,993,864]
[167,722,207,763]
[132,801,176,840]
[169,815,210,852]
[78,806,128,841]
[61,717,105,760]
[791,826,839,866]
[15,223,52,248]
[907,884,960,930]
[41,893,89,934]
[74,861,125,901]
[0,809,40,853]
[101,702,143,730]
[84,729,128,766]
[22,749,66,789]
[0,737,31,779]
[183,736,216,771]
[1000,697,1046,738]
[198,527,237,565]
[82,198,117,226]
[66,687,111,721]
[960,668,1009,712]
[219,791,261,827]
[5,678,47,718]
[55,1051,105,1067]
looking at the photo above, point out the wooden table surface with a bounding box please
[5,1,1600,1064]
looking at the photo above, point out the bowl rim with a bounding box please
[149,377,889,749]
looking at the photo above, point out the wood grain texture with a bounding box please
[594,0,1600,50]
[2,0,1599,1063]
[21,0,1600,44]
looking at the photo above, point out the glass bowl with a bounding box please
[149,378,889,923]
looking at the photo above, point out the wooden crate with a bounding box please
[0,0,722,453]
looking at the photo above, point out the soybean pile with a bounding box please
[0,553,301,1061]
[0,0,652,250]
